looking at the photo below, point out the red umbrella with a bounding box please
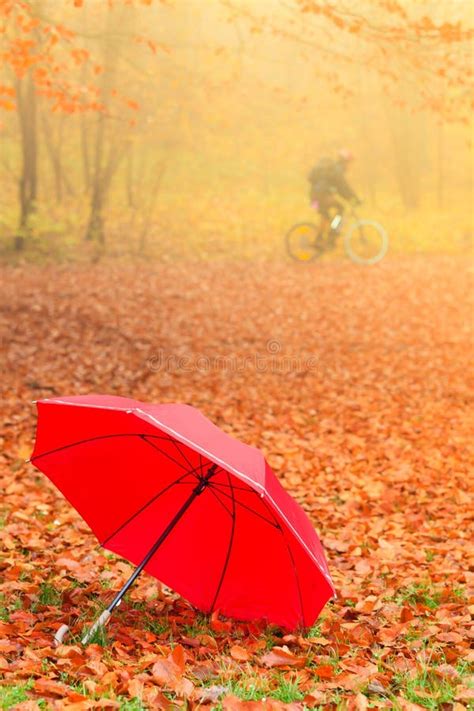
[31,395,334,643]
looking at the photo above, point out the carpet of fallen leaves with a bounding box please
[1,255,473,711]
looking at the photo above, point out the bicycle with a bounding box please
[285,206,388,265]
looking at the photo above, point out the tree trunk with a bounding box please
[126,146,135,209]
[437,120,444,210]
[139,161,166,253]
[15,72,38,250]
[42,113,75,202]
[84,9,126,245]
[80,62,91,193]
[85,107,106,243]
[86,183,105,244]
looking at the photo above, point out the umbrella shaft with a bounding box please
[107,466,216,613]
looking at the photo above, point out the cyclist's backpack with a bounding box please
[308,157,334,185]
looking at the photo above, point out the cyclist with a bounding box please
[308,149,361,238]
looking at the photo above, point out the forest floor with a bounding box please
[1,255,473,710]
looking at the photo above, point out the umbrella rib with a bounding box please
[168,436,195,472]
[140,437,227,483]
[279,529,305,626]
[139,435,201,473]
[258,498,306,625]
[101,470,197,547]
[198,455,225,481]
[210,473,236,613]
[32,432,197,473]
[215,488,280,528]
[136,409,266,496]
[206,485,234,519]
[214,482,307,624]
[31,432,151,461]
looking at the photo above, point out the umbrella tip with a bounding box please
[25,458,31,463]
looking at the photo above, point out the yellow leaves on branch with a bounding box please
[0,98,15,111]
[0,84,16,111]
[0,1,148,116]
[70,48,90,65]
[295,0,472,43]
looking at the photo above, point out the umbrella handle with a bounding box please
[81,609,111,646]
[53,624,70,647]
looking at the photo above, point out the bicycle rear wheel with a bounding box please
[285,222,322,262]
[344,219,388,265]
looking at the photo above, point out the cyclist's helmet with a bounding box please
[337,148,354,163]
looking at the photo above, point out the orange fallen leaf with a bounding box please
[312,664,335,679]
[210,610,233,633]
[400,606,414,623]
[377,623,406,645]
[261,646,306,668]
[230,644,250,661]
[152,657,181,685]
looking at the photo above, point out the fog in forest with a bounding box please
[1,0,472,259]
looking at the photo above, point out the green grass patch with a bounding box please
[0,593,23,621]
[404,624,424,642]
[271,676,305,703]
[143,616,169,636]
[394,670,455,709]
[80,622,109,647]
[115,596,170,636]
[391,581,467,610]
[259,624,284,650]
[0,594,9,622]
[124,596,148,611]
[395,582,441,609]
[224,672,305,703]
[36,581,62,607]
[0,680,34,709]
[305,621,324,638]
[118,699,148,711]
[452,586,467,602]
[58,673,89,696]
[182,612,213,637]
[392,659,473,710]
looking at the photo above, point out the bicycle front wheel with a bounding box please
[344,219,388,265]
[285,222,322,262]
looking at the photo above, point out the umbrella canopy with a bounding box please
[31,395,334,631]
